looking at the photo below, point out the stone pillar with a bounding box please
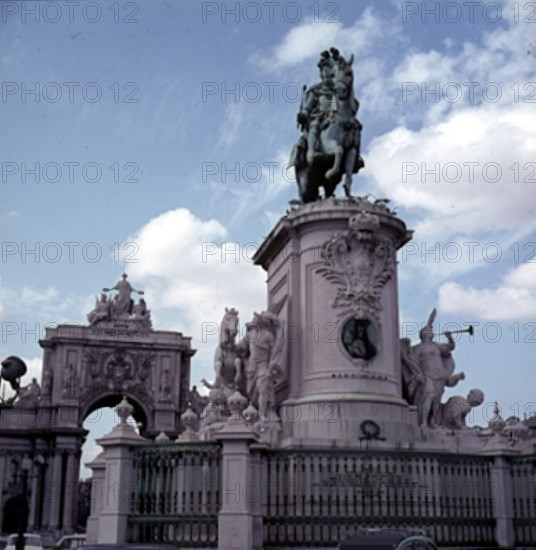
[62,451,76,532]
[214,392,262,550]
[41,453,55,528]
[96,398,148,544]
[249,443,267,538]
[490,455,515,547]
[27,470,39,531]
[85,453,106,544]
[71,451,82,533]
[49,452,64,529]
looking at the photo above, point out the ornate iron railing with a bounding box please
[129,442,221,548]
[511,454,536,546]
[127,443,536,548]
[261,449,496,548]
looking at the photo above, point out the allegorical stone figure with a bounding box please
[201,308,244,398]
[132,297,152,327]
[16,378,41,407]
[400,337,425,404]
[87,293,112,325]
[24,378,41,396]
[63,363,77,397]
[412,309,465,428]
[103,273,144,317]
[159,367,172,402]
[240,298,286,421]
[441,389,485,430]
[41,366,53,397]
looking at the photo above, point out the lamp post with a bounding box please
[15,455,33,550]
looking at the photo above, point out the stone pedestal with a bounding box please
[253,197,416,446]
[489,454,516,547]
[214,394,263,550]
[96,423,147,544]
[85,452,106,544]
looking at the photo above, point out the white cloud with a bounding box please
[356,0,536,303]
[23,356,42,383]
[124,208,268,378]
[439,262,536,321]
[368,102,536,239]
[0,283,82,323]
[254,7,400,71]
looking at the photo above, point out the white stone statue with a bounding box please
[400,337,425,404]
[202,308,243,398]
[103,273,144,318]
[240,298,286,421]
[16,378,41,406]
[87,293,112,325]
[41,367,53,397]
[87,275,151,329]
[62,363,77,397]
[441,389,485,430]
[159,367,172,402]
[412,309,465,428]
[132,297,152,327]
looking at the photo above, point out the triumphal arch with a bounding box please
[0,274,194,534]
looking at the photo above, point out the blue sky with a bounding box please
[2,0,536,470]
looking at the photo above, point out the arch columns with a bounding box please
[48,451,63,530]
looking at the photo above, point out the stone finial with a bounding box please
[179,402,199,441]
[243,403,260,426]
[155,431,170,443]
[227,391,248,424]
[115,396,134,424]
[505,417,530,440]
[181,402,198,431]
[489,402,506,433]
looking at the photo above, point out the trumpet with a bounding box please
[435,325,474,338]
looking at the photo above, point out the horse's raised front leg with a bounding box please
[325,143,343,182]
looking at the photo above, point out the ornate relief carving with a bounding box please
[85,349,103,379]
[80,348,155,407]
[316,211,395,321]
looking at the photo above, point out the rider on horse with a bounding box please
[289,48,364,203]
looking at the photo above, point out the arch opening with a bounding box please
[78,393,147,530]
[82,393,148,430]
